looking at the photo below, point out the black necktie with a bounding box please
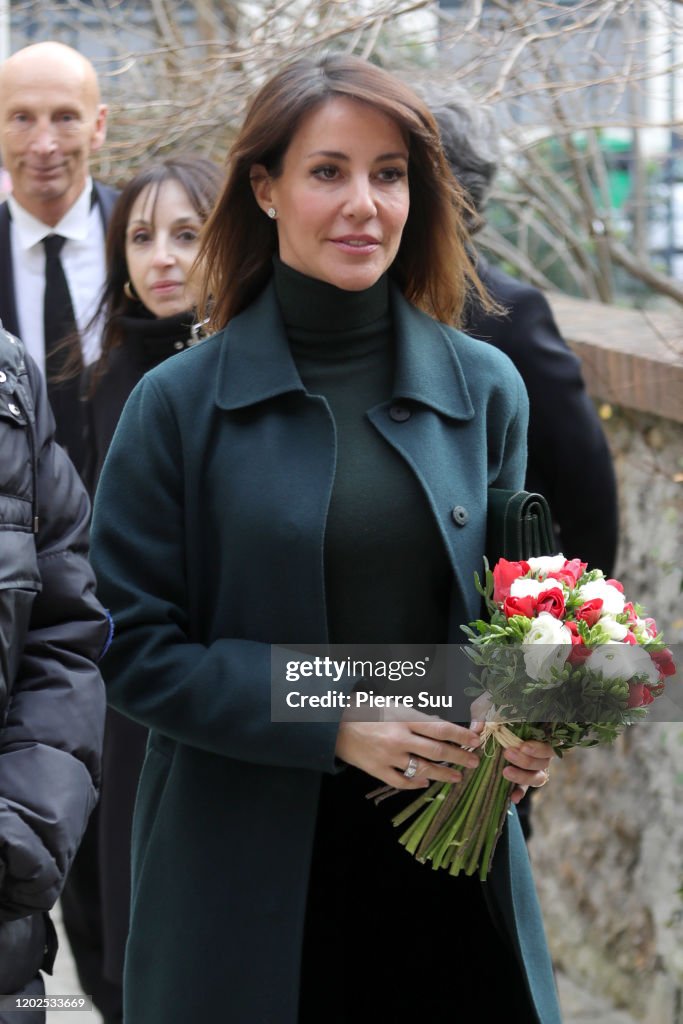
[42,233,86,473]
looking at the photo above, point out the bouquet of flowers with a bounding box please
[382,555,676,881]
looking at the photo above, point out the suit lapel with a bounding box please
[92,181,118,229]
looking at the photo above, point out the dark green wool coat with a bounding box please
[91,280,561,1024]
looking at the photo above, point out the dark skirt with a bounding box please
[300,767,531,1023]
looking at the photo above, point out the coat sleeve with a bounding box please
[90,376,346,774]
[0,357,108,921]
[491,360,529,492]
[467,265,618,574]
[508,286,618,572]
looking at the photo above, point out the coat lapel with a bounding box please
[214,283,306,410]
[92,181,119,229]
[369,288,485,620]
[391,288,474,419]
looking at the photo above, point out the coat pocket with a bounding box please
[0,530,41,592]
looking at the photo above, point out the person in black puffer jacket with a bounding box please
[0,324,108,1024]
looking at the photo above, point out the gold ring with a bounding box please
[537,768,550,787]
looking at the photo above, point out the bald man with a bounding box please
[0,42,120,1023]
[0,41,118,473]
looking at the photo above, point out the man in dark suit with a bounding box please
[0,40,119,1021]
[431,94,618,577]
[0,40,118,475]
[430,93,619,839]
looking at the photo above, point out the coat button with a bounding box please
[451,505,468,526]
[8,403,20,416]
[389,404,411,422]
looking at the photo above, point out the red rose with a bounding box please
[643,617,659,638]
[492,558,530,602]
[623,631,637,645]
[536,587,566,618]
[627,682,655,708]
[565,622,592,665]
[576,598,603,628]
[606,578,625,593]
[561,558,587,584]
[623,602,638,625]
[546,568,580,589]
[503,594,537,619]
[650,647,676,679]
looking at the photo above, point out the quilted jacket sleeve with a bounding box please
[0,353,108,921]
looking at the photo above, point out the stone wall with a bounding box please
[530,295,683,1023]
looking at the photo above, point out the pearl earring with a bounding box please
[267,207,277,219]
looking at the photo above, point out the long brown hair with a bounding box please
[198,55,491,330]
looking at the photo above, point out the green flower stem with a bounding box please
[478,775,513,880]
[385,724,538,880]
[445,748,499,874]
[391,781,442,829]
[400,791,448,856]
[425,757,494,869]
[464,747,510,875]
[414,767,476,855]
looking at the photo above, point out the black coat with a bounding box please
[0,327,108,994]
[82,311,195,498]
[81,311,195,982]
[466,258,619,574]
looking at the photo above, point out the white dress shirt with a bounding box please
[8,177,106,373]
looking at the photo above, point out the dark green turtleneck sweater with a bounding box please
[274,258,450,645]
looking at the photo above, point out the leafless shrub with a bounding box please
[9,0,683,306]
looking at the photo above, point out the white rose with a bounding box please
[577,579,625,616]
[510,577,569,601]
[510,578,545,599]
[587,643,660,686]
[527,554,567,574]
[599,615,629,641]
[522,612,573,684]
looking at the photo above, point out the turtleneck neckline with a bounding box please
[113,308,196,368]
[273,257,390,354]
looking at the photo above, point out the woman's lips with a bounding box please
[331,235,380,253]
[151,281,182,292]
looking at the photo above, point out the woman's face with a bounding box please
[252,96,410,291]
[125,178,203,318]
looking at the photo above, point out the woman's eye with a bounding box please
[377,167,406,183]
[130,231,151,245]
[312,165,339,181]
[177,230,199,243]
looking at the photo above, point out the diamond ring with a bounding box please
[403,756,418,779]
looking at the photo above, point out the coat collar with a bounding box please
[215,277,474,420]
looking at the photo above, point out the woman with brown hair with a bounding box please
[82,156,223,492]
[91,56,560,1023]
